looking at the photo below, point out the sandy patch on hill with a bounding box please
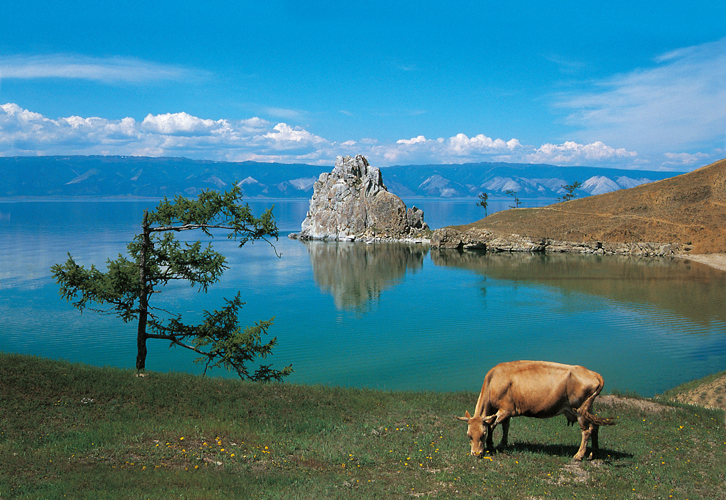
[669,374,726,414]
[597,395,673,414]
[679,253,726,272]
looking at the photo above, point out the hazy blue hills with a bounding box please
[0,156,680,200]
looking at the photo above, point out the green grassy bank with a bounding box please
[1,353,724,499]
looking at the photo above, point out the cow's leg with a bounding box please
[485,422,495,451]
[574,416,593,461]
[499,417,510,448]
[590,425,600,457]
[483,410,513,452]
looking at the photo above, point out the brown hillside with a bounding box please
[462,158,726,254]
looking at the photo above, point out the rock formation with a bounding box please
[294,155,429,241]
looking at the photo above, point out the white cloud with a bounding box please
[527,141,637,165]
[0,104,328,161]
[141,112,221,135]
[396,135,427,145]
[0,103,47,131]
[380,133,522,164]
[448,133,521,155]
[0,54,198,84]
[556,38,726,154]
[662,151,711,167]
[0,102,711,170]
[263,123,327,148]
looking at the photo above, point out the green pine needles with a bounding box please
[51,185,292,382]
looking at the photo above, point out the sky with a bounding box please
[0,0,724,171]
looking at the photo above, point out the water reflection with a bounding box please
[431,250,726,326]
[304,241,428,310]
[3,201,725,395]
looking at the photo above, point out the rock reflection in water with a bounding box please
[304,241,428,310]
[431,249,726,326]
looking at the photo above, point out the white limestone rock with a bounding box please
[297,155,428,241]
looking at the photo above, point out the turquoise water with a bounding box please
[1,200,725,396]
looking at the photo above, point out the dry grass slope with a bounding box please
[665,372,726,414]
[463,158,726,254]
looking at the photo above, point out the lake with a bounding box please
[1,199,725,396]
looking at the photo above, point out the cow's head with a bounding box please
[456,410,495,457]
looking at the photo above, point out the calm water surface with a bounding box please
[1,200,725,396]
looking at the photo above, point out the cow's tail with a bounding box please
[582,410,616,426]
[578,372,616,426]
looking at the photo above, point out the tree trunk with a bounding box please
[136,210,150,371]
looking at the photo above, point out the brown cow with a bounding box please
[457,360,615,461]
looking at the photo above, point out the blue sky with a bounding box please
[0,1,724,170]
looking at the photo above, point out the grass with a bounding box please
[660,371,726,397]
[1,353,725,499]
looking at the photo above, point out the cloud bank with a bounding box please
[0,102,714,170]
[1,40,721,171]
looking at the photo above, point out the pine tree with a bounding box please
[51,185,292,381]
[476,192,489,216]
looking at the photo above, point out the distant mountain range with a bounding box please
[0,156,681,200]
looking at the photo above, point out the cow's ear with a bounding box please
[483,415,497,426]
[465,410,472,418]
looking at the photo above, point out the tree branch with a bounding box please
[147,332,213,360]
[145,333,176,340]
[148,223,243,233]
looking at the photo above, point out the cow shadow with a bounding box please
[495,442,633,461]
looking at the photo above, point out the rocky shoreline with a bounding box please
[429,226,726,272]
[288,154,726,271]
[289,232,432,245]
[429,226,683,257]
[292,204,726,273]
[292,225,686,259]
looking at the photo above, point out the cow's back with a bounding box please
[481,361,603,419]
